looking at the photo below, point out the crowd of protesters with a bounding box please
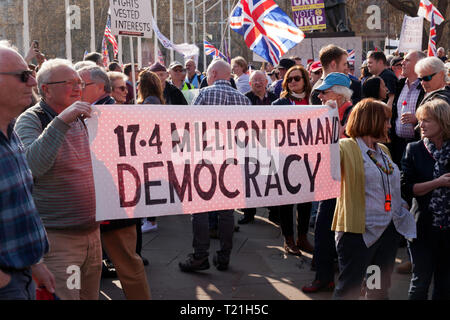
[0,37,449,301]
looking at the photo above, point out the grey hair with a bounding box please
[249,70,266,81]
[0,40,18,51]
[415,56,449,82]
[107,71,127,83]
[78,65,112,93]
[74,60,97,71]
[330,85,353,101]
[36,58,74,97]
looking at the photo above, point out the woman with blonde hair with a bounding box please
[401,99,450,300]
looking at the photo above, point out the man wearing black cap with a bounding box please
[390,56,404,79]
[269,58,295,99]
[149,62,188,105]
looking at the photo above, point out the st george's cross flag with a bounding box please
[230,0,304,66]
[417,0,444,25]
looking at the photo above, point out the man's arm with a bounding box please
[14,101,92,178]
[14,110,71,178]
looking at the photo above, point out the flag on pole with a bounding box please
[223,39,231,63]
[427,14,437,56]
[230,0,304,66]
[417,0,444,25]
[83,50,89,58]
[204,41,227,60]
[347,49,355,64]
[101,38,110,67]
[157,47,165,65]
[104,13,119,57]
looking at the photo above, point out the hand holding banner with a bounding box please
[86,105,341,221]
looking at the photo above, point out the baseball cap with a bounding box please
[276,58,295,70]
[390,56,403,67]
[168,61,184,70]
[148,62,167,72]
[309,61,322,73]
[315,72,351,91]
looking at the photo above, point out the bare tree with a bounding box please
[386,0,449,48]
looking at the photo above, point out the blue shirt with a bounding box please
[0,123,48,270]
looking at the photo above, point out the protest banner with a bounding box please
[86,105,341,221]
[291,0,326,31]
[109,0,153,37]
[398,15,423,53]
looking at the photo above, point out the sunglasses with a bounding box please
[0,70,34,83]
[418,72,437,82]
[114,85,128,92]
[286,75,303,83]
[45,80,86,89]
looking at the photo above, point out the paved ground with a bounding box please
[100,208,411,300]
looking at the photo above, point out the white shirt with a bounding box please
[336,138,416,247]
[235,73,251,94]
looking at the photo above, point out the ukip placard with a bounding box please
[291,0,327,31]
[86,105,341,221]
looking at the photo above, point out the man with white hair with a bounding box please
[245,70,277,105]
[0,44,55,300]
[389,50,427,168]
[178,59,250,273]
[437,47,448,63]
[415,57,450,106]
[78,65,115,105]
[14,59,102,300]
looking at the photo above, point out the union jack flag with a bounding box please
[347,49,355,64]
[427,14,437,57]
[230,0,304,66]
[104,14,119,57]
[418,0,444,25]
[204,41,227,60]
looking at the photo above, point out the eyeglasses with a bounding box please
[84,82,97,87]
[418,73,437,82]
[173,68,186,73]
[319,90,333,95]
[286,75,303,83]
[0,70,34,83]
[45,80,85,89]
[114,85,128,92]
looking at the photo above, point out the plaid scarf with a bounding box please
[425,138,450,230]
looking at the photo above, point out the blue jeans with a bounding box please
[333,222,401,300]
[0,268,35,300]
[408,227,450,300]
[192,210,235,260]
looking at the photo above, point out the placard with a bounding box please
[291,0,327,31]
[86,105,341,221]
[110,0,153,37]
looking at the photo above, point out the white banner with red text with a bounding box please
[86,104,341,221]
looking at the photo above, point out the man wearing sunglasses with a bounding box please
[78,65,115,105]
[389,50,426,168]
[14,58,101,300]
[415,57,450,106]
[0,43,56,300]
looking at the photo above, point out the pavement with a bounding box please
[100,208,412,300]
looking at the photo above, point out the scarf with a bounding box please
[424,138,450,230]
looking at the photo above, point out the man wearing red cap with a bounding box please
[309,61,323,87]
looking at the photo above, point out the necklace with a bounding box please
[367,150,394,175]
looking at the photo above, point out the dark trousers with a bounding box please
[333,222,401,300]
[408,227,450,300]
[193,210,235,260]
[314,198,337,283]
[241,207,256,218]
[269,203,311,238]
